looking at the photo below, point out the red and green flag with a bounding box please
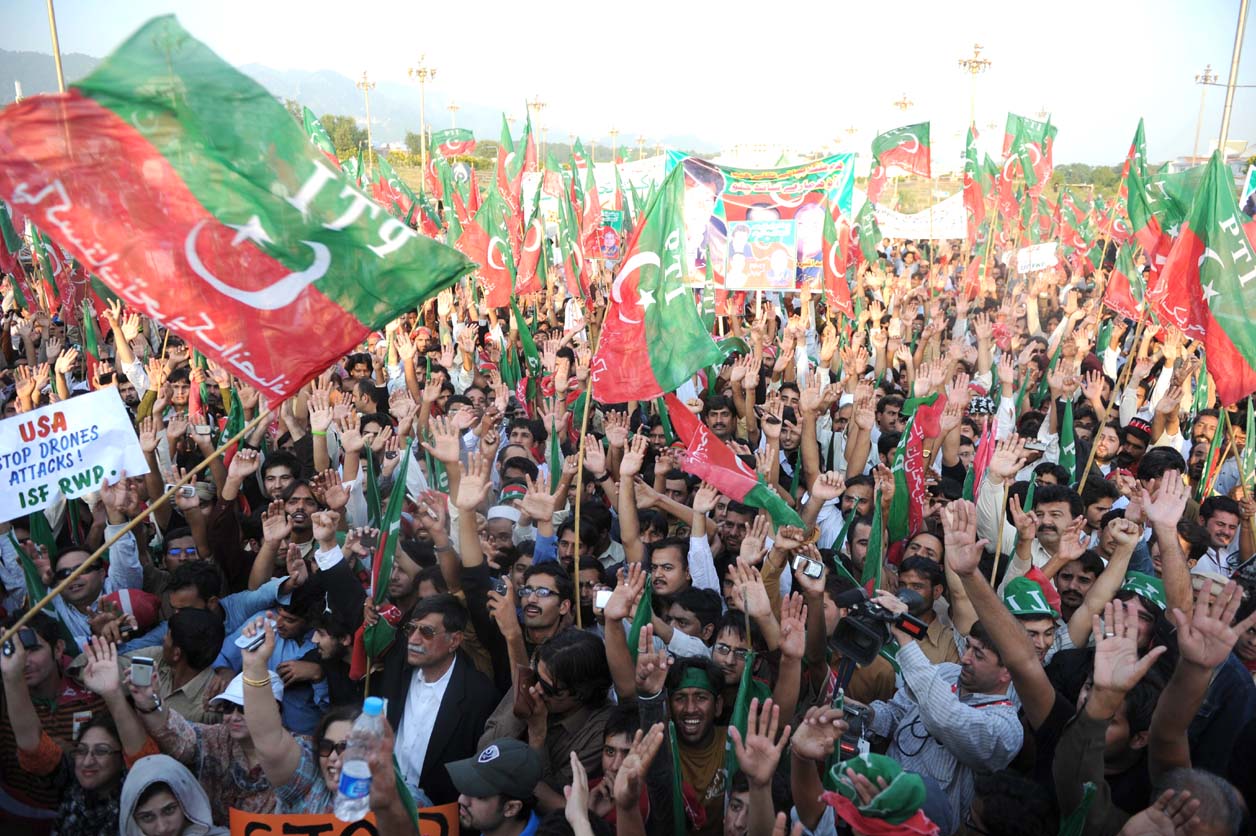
[300,106,340,169]
[1102,243,1145,321]
[1156,151,1256,405]
[866,122,930,204]
[854,200,881,265]
[430,127,476,158]
[0,17,472,406]
[664,393,805,529]
[350,439,413,677]
[1003,113,1056,190]
[821,198,853,319]
[455,187,515,309]
[591,165,723,401]
[724,651,770,785]
[962,125,984,246]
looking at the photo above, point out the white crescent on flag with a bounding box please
[827,241,842,277]
[184,219,329,311]
[487,236,508,271]
[611,252,660,325]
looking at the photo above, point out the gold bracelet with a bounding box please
[242,674,272,688]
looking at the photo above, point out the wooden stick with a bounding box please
[1,410,269,646]
[989,482,1011,587]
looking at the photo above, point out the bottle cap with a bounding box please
[363,697,384,716]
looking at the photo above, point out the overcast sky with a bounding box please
[3,0,1253,166]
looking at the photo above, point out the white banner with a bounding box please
[872,192,967,240]
[0,389,149,521]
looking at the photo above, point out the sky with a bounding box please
[2,0,1254,167]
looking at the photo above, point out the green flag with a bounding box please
[862,488,884,591]
[627,580,654,662]
[1060,398,1077,481]
[363,441,412,659]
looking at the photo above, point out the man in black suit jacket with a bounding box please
[373,593,500,806]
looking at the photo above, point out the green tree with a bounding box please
[404,131,426,156]
[320,114,368,158]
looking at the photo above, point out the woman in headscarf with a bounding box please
[119,754,228,836]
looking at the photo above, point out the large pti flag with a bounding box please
[591,165,724,402]
[1155,152,1256,406]
[0,17,472,405]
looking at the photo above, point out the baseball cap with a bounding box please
[211,672,284,708]
[1002,577,1059,620]
[1120,571,1167,613]
[446,739,542,799]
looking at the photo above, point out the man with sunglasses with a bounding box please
[48,476,144,654]
[376,594,497,807]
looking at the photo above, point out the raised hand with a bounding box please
[81,636,123,698]
[310,509,340,545]
[421,415,462,465]
[738,513,771,566]
[261,500,292,544]
[620,434,649,479]
[1091,600,1167,699]
[729,559,772,619]
[634,624,672,696]
[604,562,646,623]
[779,593,808,660]
[942,499,988,577]
[613,723,666,812]
[137,415,162,455]
[987,434,1029,483]
[520,474,557,523]
[336,413,365,454]
[692,481,720,516]
[790,706,847,762]
[1117,790,1202,836]
[311,469,350,512]
[454,450,492,511]
[1007,499,1039,543]
[227,447,260,482]
[728,698,791,789]
[54,346,79,376]
[1173,580,1256,670]
[809,471,846,503]
[1142,471,1189,530]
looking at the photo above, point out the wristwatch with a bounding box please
[135,695,163,715]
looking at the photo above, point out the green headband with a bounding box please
[675,667,718,695]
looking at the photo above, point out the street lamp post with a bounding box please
[447,101,460,129]
[355,71,376,180]
[1194,64,1219,161]
[636,135,646,161]
[957,44,991,126]
[527,95,547,158]
[408,55,437,178]
[608,127,620,163]
[893,93,913,112]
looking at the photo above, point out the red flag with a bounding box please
[970,419,997,504]
[516,215,545,296]
[904,397,946,538]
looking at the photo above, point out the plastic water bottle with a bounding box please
[333,696,386,821]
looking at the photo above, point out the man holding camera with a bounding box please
[850,507,1023,827]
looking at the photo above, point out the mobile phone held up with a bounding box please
[164,483,198,499]
[130,656,156,688]
[792,554,824,579]
[234,619,278,652]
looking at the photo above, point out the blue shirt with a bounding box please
[214,627,329,736]
[118,576,290,654]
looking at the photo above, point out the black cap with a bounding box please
[446,739,542,799]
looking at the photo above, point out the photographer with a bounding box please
[850,502,1023,827]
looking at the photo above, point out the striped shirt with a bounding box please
[869,642,1022,827]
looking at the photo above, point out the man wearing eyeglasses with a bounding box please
[377,593,497,808]
[47,476,144,654]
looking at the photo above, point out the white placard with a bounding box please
[1015,242,1060,273]
[0,388,149,520]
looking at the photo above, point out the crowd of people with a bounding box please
[2,238,1255,836]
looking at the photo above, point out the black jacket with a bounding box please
[374,647,500,806]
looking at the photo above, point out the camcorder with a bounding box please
[830,587,931,667]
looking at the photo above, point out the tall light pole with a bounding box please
[1036,106,1049,121]
[408,55,437,176]
[608,127,620,163]
[893,93,914,113]
[527,95,547,158]
[356,71,376,179]
[957,43,991,126]
[1218,0,1250,155]
[636,135,646,160]
[447,101,460,129]
[1194,64,1219,161]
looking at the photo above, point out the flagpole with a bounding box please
[989,482,1011,587]
[45,0,66,93]
[1,410,269,646]
[1217,0,1250,152]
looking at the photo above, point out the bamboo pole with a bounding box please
[1,411,269,646]
[570,303,607,629]
[989,482,1011,587]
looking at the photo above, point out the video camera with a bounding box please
[830,587,931,667]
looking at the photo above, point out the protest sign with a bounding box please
[1013,242,1060,273]
[725,219,798,291]
[599,208,624,259]
[229,803,459,836]
[1242,164,1256,218]
[0,388,148,521]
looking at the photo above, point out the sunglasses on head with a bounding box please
[319,739,350,757]
[54,564,102,581]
